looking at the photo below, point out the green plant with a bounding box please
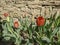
[1,12,60,45]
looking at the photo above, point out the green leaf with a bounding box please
[55,15,60,27]
[52,12,57,20]
[28,43,33,45]
[52,28,59,37]
[42,36,51,43]
[4,37,10,41]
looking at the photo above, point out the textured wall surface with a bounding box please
[0,0,60,19]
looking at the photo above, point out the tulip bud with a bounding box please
[6,17,10,22]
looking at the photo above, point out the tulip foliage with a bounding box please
[0,12,60,45]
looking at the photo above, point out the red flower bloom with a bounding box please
[14,21,19,28]
[3,13,9,17]
[36,16,45,26]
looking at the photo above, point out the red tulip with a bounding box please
[3,13,9,17]
[36,16,45,26]
[14,21,19,28]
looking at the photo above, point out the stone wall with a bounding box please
[0,0,60,19]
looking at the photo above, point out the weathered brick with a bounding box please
[0,0,60,19]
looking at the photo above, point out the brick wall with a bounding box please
[0,0,60,18]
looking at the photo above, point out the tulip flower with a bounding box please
[14,21,19,28]
[13,18,19,28]
[3,13,9,17]
[36,16,45,26]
